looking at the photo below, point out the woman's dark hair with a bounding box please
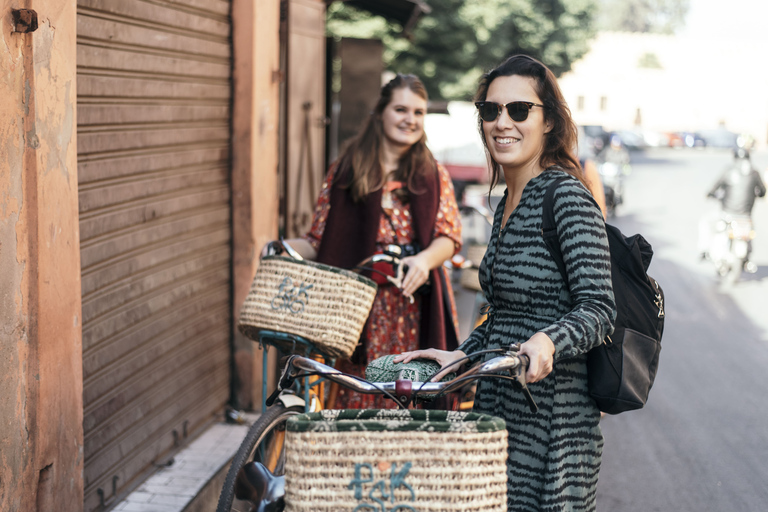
[335,74,436,202]
[475,55,584,190]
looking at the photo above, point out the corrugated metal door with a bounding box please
[76,1,232,510]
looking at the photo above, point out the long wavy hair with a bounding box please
[475,55,584,190]
[335,74,436,202]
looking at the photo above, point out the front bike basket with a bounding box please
[282,409,508,511]
[238,256,377,359]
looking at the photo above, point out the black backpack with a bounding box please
[542,178,665,414]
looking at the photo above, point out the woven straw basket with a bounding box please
[459,244,487,292]
[283,409,508,511]
[238,256,377,358]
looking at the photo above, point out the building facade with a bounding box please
[1,0,327,510]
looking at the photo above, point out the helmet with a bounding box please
[739,159,752,174]
[733,147,750,160]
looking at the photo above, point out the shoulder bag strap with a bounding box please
[541,177,570,286]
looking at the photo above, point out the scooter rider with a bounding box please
[699,148,766,271]
[707,148,766,216]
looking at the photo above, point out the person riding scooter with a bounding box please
[699,148,766,276]
[707,148,766,216]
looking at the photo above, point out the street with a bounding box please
[595,148,768,512]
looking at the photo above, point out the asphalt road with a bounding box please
[595,147,768,512]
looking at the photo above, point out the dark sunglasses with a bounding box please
[474,101,545,123]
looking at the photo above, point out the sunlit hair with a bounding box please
[474,55,585,190]
[335,74,436,202]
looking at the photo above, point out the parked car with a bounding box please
[425,102,488,190]
[697,128,739,149]
[668,131,706,148]
[582,125,611,154]
[611,130,648,151]
[640,130,670,147]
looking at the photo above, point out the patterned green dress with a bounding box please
[458,169,616,512]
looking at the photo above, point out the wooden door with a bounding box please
[283,0,326,238]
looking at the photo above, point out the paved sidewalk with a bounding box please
[113,414,258,512]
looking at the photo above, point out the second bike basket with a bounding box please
[283,409,508,511]
[238,255,377,358]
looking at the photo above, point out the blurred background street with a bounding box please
[453,145,768,512]
[591,147,768,511]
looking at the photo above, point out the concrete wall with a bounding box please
[0,2,83,511]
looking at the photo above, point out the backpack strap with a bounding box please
[541,177,570,287]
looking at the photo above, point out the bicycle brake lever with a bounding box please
[266,355,299,407]
[515,354,538,414]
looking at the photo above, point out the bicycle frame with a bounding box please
[226,346,536,511]
[256,330,332,414]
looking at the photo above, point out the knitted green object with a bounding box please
[365,354,456,383]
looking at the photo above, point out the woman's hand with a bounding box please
[393,348,467,382]
[398,236,455,297]
[519,332,556,383]
[400,253,430,297]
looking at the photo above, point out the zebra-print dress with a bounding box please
[459,169,616,512]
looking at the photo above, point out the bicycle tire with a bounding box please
[216,403,304,512]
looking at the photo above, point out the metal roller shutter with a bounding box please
[76,1,232,509]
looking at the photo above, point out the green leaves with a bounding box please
[327,0,599,101]
[596,0,690,34]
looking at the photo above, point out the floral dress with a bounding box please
[304,163,462,408]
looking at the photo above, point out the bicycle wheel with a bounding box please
[216,403,304,512]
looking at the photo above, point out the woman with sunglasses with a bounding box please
[272,74,462,409]
[395,55,616,511]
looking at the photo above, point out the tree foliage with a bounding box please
[327,0,599,101]
[597,0,690,34]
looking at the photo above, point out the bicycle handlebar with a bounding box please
[268,347,538,413]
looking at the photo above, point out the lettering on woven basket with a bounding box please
[270,277,313,313]
[348,462,417,511]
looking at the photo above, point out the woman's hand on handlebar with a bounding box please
[393,348,467,382]
[519,332,555,384]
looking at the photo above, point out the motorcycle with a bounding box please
[598,161,630,217]
[705,214,757,285]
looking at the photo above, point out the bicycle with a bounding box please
[216,243,424,512]
[215,342,536,512]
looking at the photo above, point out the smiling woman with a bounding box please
[267,74,463,410]
[380,87,427,149]
[395,55,616,512]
